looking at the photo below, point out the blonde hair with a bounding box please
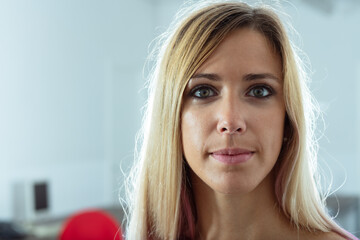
[125,1,354,239]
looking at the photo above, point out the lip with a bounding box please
[210,148,254,164]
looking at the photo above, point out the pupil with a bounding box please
[255,88,263,96]
[201,89,209,96]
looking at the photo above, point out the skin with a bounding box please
[181,28,345,240]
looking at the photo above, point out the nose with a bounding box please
[216,96,247,135]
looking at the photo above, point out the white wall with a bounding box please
[283,1,360,195]
[0,0,155,221]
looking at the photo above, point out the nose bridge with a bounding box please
[217,89,246,134]
[220,91,238,116]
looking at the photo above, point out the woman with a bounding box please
[125,1,357,239]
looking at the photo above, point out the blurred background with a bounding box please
[0,0,359,239]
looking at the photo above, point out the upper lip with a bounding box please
[211,148,254,155]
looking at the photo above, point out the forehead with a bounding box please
[195,28,282,78]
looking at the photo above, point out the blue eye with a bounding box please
[190,86,217,98]
[247,85,272,98]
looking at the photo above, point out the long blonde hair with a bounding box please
[125,1,354,239]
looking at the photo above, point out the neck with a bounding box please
[192,171,290,240]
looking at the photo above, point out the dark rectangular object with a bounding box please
[34,182,48,211]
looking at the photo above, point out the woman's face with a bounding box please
[181,28,285,194]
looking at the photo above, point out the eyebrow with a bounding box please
[243,73,281,83]
[190,72,281,83]
[191,73,221,81]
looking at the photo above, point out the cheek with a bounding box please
[181,109,209,160]
[259,109,285,157]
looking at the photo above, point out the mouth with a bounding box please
[210,148,254,164]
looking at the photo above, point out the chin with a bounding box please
[209,176,262,195]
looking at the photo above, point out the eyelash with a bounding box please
[189,84,274,99]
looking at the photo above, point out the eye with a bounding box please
[190,85,217,99]
[247,85,273,98]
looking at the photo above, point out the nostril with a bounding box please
[217,120,246,134]
[220,127,242,134]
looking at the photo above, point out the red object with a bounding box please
[59,209,123,240]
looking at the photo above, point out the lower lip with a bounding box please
[211,152,253,164]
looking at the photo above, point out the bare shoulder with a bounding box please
[288,229,351,240]
[311,231,350,240]
[273,228,351,240]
